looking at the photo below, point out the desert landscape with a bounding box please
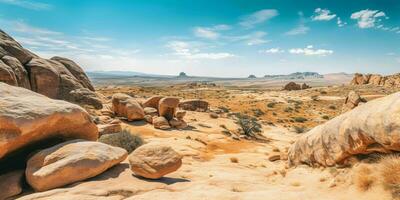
[1,1,400,200]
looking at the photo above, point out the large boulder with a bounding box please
[0,30,102,109]
[350,73,400,87]
[142,96,163,109]
[288,92,400,167]
[0,83,98,162]
[128,143,182,179]
[0,30,37,64]
[341,90,364,113]
[153,116,171,130]
[26,140,128,191]
[369,74,383,85]
[1,55,30,89]
[112,93,145,121]
[178,99,209,112]
[0,170,24,200]
[158,97,180,120]
[283,82,301,91]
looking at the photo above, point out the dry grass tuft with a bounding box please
[353,164,375,191]
[380,155,400,198]
[230,157,239,163]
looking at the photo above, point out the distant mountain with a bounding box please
[87,71,172,78]
[264,72,323,79]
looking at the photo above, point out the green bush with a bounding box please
[322,115,330,120]
[293,126,306,134]
[233,113,262,138]
[293,117,307,123]
[98,129,144,153]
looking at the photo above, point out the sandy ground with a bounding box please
[15,83,400,200]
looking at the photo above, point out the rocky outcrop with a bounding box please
[26,140,128,191]
[283,82,301,91]
[288,92,400,167]
[178,99,209,112]
[0,170,24,200]
[301,83,311,90]
[153,116,171,130]
[350,73,400,87]
[142,96,163,109]
[112,93,145,121]
[128,143,182,179]
[0,83,98,161]
[159,97,180,120]
[341,90,366,113]
[0,30,102,109]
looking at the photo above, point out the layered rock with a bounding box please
[0,30,102,109]
[288,92,400,167]
[26,140,127,191]
[350,73,400,87]
[112,93,145,121]
[341,90,366,113]
[0,170,24,199]
[0,83,98,162]
[178,99,209,112]
[128,143,182,179]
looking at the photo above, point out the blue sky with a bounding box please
[0,0,399,77]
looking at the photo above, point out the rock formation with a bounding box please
[142,95,163,109]
[350,73,400,87]
[342,90,366,113]
[0,170,24,199]
[0,30,102,109]
[159,97,180,120]
[0,83,98,163]
[178,99,209,112]
[26,140,127,191]
[128,143,182,179]
[283,82,301,91]
[288,92,400,167]
[112,93,145,121]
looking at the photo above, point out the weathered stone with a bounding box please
[1,55,30,89]
[97,123,122,136]
[128,143,182,179]
[144,107,158,116]
[289,92,400,167]
[0,83,98,161]
[153,116,171,130]
[169,118,188,129]
[178,99,209,112]
[158,97,179,120]
[112,93,145,121]
[142,96,163,109]
[0,170,24,200]
[0,29,37,64]
[283,82,301,91]
[0,59,17,86]
[26,140,127,192]
[175,110,186,120]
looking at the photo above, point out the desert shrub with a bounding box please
[328,105,336,110]
[354,164,375,191]
[98,129,143,153]
[218,106,230,113]
[267,102,277,108]
[293,117,307,123]
[322,115,330,120]
[380,155,400,198]
[252,108,265,117]
[284,107,293,113]
[311,95,319,101]
[292,126,306,133]
[233,113,262,137]
[320,91,327,95]
[230,157,239,163]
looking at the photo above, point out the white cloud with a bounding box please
[193,24,231,40]
[11,21,61,35]
[312,8,336,21]
[166,41,234,60]
[351,9,387,29]
[337,17,347,27]
[285,24,309,35]
[260,48,284,54]
[227,31,269,46]
[0,0,51,10]
[289,45,333,56]
[239,9,278,28]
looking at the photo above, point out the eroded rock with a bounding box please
[112,93,145,121]
[178,99,209,112]
[159,97,179,120]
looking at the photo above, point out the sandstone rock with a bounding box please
[350,73,400,87]
[342,90,364,113]
[288,92,400,167]
[0,29,37,64]
[0,83,98,161]
[209,112,219,119]
[67,88,103,109]
[283,82,301,91]
[169,118,188,129]
[0,59,17,86]
[301,83,311,90]
[50,56,95,91]
[350,73,364,85]
[175,110,186,120]
[112,93,145,121]
[144,115,153,124]
[26,140,127,191]
[97,123,122,136]
[128,143,182,179]
[178,99,209,112]
[142,96,163,109]
[144,107,158,116]
[0,170,24,200]
[268,154,281,162]
[1,55,30,89]
[159,97,180,120]
[369,74,382,85]
[153,116,171,130]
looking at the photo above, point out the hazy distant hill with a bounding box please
[264,72,323,79]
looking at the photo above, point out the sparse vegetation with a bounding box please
[267,102,277,108]
[233,113,263,139]
[293,117,307,123]
[322,115,330,120]
[98,129,144,153]
[230,157,239,163]
[292,126,306,133]
[328,105,336,110]
[380,155,400,198]
[353,164,375,191]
